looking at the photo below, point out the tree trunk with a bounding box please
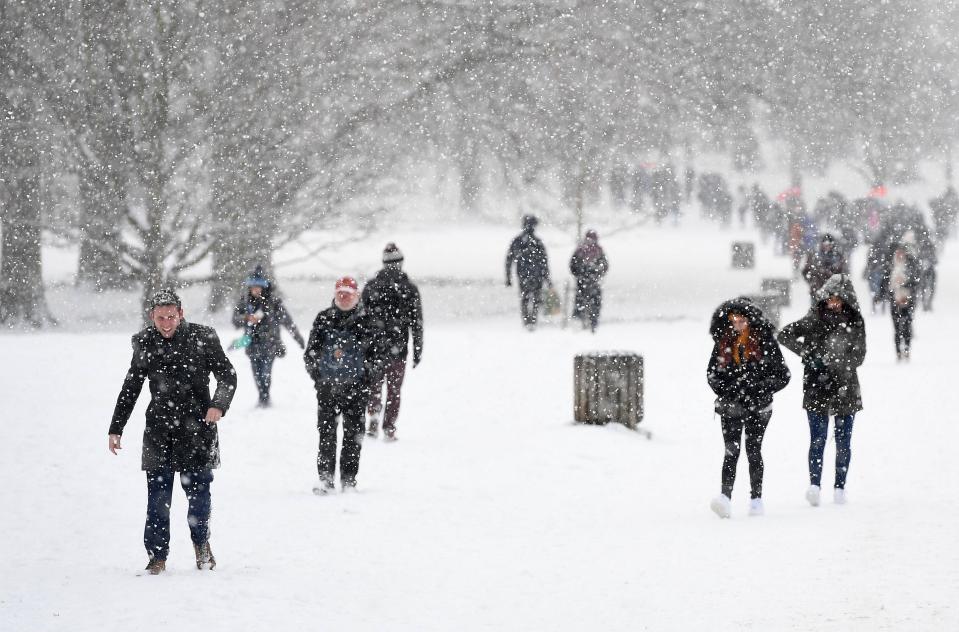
[0,171,49,327]
[0,104,53,327]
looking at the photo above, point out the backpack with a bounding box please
[315,328,366,383]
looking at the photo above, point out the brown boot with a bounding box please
[144,558,166,575]
[194,541,216,570]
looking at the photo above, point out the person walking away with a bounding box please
[778,274,866,506]
[362,243,424,440]
[706,298,790,518]
[880,245,921,361]
[231,266,305,407]
[108,289,237,574]
[802,233,848,306]
[505,214,551,330]
[304,277,385,493]
[569,230,609,332]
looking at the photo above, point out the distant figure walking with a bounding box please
[362,243,424,441]
[706,298,790,519]
[802,233,848,306]
[304,277,385,494]
[231,266,305,407]
[569,230,609,332]
[505,214,551,330]
[880,244,921,361]
[778,274,866,507]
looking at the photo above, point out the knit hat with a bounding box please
[148,288,181,309]
[382,242,404,264]
[335,276,359,295]
[244,274,270,288]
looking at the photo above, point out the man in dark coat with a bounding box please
[778,274,866,506]
[304,277,385,494]
[707,297,790,518]
[362,243,424,440]
[505,214,551,330]
[802,233,848,306]
[569,230,609,332]
[231,266,305,407]
[109,289,237,574]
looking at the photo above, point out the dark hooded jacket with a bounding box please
[777,275,866,415]
[109,322,237,471]
[231,288,304,358]
[707,298,791,416]
[361,266,424,364]
[802,236,848,294]
[506,229,550,291]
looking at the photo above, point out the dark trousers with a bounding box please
[145,469,213,561]
[890,301,915,353]
[720,409,771,499]
[807,412,854,489]
[250,354,275,403]
[317,385,367,486]
[368,359,407,432]
[520,287,542,326]
[573,281,602,331]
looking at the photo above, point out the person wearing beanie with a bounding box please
[303,277,386,493]
[231,265,305,407]
[360,243,424,440]
[108,289,237,574]
[505,214,552,330]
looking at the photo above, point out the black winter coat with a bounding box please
[878,251,921,305]
[304,303,386,392]
[569,246,609,287]
[361,267,424,364]
[777,275,866,415]
[707,298,791,417]
[109,322,237,471]
[231,291,304,359]
[506,230,550,291]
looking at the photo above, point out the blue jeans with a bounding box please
[807,412,855,489]
[250,355,275,403]
[145,469,213,561]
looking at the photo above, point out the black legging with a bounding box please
[720,409,772,499]
[891,301,915,353]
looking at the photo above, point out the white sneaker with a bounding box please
[805,485,821,507]
[834,488,847,505]
[748,497,764,516]
[710,494,732,519]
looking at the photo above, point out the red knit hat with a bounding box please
[334,276,358,295]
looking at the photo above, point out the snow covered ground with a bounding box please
[3,217,959,631]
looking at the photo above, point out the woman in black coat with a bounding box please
[707,298,791,518]
[879,244,921,360]
[778,274,866,506]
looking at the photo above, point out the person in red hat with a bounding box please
[303,277,386,494]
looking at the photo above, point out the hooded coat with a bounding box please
[231,288,304,358]
[777,275,866,415]
[506,228,550,291]
[707,298,791,416]
[109,322,237,471]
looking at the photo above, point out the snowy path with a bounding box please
[3,224,958,630]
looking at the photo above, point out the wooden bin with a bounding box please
[741,293,785,329]
[574,353,644,429]
[731,242,755,269]
[761,278,792,307]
